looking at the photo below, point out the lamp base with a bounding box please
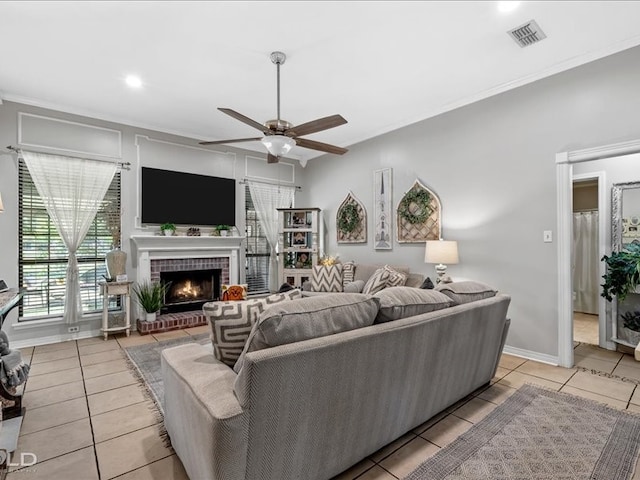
[435,264,448,284]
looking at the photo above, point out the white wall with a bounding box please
[0,101,302,347]
[300,45,640,361]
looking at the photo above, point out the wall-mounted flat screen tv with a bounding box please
[141,167,236,226]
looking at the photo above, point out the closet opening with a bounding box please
[572,178,600,346]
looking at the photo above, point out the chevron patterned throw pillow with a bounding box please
[311,264,344,292]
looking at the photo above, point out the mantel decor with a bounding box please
[337,191,367,243]
[397,180,442,243]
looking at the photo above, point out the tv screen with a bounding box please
[141,167,236,227]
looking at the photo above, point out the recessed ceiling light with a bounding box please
[497,1,520,13]
[125,74,143,88]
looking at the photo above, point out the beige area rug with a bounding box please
[404,384,640,480]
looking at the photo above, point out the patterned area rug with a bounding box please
[124,333,209,414]
[405,384,640,480]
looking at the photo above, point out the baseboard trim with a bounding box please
[503,345,559,366]
[11,329,103,349]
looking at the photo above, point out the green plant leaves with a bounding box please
[601,242,640,302]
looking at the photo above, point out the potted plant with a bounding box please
[601,242,640,302]
[620,310,640,345]
[216,224,231,237]
[160,223,176,236]
[133,281,169,322]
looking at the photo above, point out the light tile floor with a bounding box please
[7,332,640,480]
[574,311,599,345]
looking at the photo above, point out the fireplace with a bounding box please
[160,269,221,313]
[131,235,242,334]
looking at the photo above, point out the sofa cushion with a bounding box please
[311,264,344,292]
[342,261,356,287]
[435,281,498,305]
[373,286,452,323]
[234,293,379,372]
[354,264,410,284]
[204,289,302,367]
[362,267,392,295]
[344,279,365,293]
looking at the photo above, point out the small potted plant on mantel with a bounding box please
[160,223,176,236]
[133,281,169,322]
[216,224,232,237]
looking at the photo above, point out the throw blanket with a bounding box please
[0,331,29,387]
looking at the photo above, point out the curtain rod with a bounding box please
[6,145,131,171]
[239,178,301,190]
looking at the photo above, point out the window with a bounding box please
[18,159,121,320]
[244,185,270,294]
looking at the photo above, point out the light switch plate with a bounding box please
[543,230,553,243]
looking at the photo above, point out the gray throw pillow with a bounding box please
[435,281,498,305]
[362,267,391,295]
[204,289,302,367]
[234,293,379,372]
[373,286,452,323]
[342,261,356,287]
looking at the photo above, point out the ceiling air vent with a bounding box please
[508,20,547,48]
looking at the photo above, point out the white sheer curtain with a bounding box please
[247,181,295,292]
[22,151,117,323]
[572,211,599,314]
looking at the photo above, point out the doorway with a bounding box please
[572,178,600,346]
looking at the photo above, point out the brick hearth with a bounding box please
[137,311,208,335]
[137,256,229,335]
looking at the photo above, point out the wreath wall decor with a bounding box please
[337,192,367,243]
[338,203,360,233]
[398,189,432,225]
[396,180,441,243]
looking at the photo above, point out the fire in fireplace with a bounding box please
[160,269,221,313]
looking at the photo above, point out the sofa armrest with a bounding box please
[162,343,247,480]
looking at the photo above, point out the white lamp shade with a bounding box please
[0,193,4,212]
[261,135,295,158]
[425,240,459,264]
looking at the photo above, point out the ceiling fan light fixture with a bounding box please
[261,135,295,158]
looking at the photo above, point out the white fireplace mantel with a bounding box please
[130,235,245,285]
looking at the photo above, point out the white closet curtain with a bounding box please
[247,181,295,292]
[22,151,117,324]
[572,211,599,314]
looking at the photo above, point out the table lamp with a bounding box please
[425,239,459,283]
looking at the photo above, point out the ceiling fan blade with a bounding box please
[218,108,267,133]
[286,115,347,137]
[295,138,348,155]
[199,137,262,146]
[267,153,279,164]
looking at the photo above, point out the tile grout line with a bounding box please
[77,340,105,480]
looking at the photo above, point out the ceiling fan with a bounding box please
[199,51,348,163]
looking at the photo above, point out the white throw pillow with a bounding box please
[311,264,343,292]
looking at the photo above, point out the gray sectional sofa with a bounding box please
[161,289,511,480]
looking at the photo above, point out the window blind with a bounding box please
[245,185,271,294]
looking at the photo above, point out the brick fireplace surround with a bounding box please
[130,235,243,335]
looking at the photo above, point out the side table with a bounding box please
[99,281,133,340]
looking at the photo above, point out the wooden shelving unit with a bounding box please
[277,208,321,289]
